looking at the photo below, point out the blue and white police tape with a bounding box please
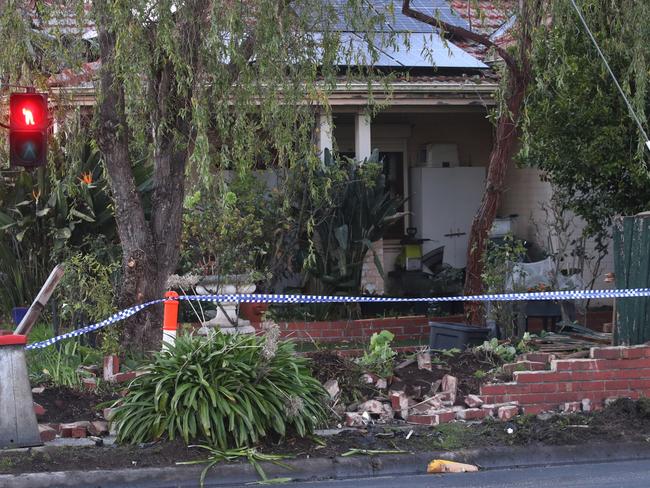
[176,287,650,304]
[25,299,165,350]
[25,287,650,350]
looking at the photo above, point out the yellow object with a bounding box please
[427,459,479,474]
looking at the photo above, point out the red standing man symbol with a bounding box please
[22,108,35,126]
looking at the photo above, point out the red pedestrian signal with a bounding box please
[9,92,48,168]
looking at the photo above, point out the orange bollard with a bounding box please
[162,291,179,350]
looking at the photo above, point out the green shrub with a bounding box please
[356,330,396,378]
[113,331,328,448]
[27,325,102,388]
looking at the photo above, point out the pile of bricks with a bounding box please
[32,396,113,442]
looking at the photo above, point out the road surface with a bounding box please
[226,459,650,488]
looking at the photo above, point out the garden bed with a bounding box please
[3,398,650,474]
[32,386,118,424]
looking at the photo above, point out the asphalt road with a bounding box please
[226,460,650,488]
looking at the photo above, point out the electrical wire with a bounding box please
[568,0,650,152]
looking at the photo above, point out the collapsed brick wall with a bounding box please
[481,346,650,414]
[274,315,465,342]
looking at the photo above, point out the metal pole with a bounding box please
[14,264,65,336]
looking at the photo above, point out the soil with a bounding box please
[3,398,650,475]
[33,386,119,424]
[392,350,503,404]
[305,351,375,404]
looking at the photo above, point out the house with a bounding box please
[36,0,613,298]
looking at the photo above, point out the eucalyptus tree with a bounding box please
[520,0,650,240]
[1,0,391,348]
[401,0,546,323]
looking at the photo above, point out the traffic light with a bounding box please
[9,92,48,168]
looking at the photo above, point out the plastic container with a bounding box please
[11,307,28,327]
[429,321,489,350]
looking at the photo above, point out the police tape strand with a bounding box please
[25,288,650,350]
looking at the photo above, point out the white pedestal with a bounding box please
[195,278,256,335]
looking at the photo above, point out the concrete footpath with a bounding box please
[3,442,650,488]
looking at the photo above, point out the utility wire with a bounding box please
[568,0,650,152]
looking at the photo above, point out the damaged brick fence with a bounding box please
[273,315,464,342]
[481,345,650,415]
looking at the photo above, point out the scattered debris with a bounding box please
[357,400,385,416]
[441,375,458,405]
[323,379,340,400]
[464,395,484,408]
[344,412,367,427]
[417,350,432,371]
[427,459,479,473]
[395,358,416,370]
[341,449,408,457]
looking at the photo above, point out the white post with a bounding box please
[317,111,333,161]
[355,112,372,161]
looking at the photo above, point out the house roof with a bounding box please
[43,1,509,96]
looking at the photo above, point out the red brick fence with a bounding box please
[273,315,464,342]
[481,345,650,415]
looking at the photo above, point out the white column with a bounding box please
[317,111,333,161]
[355,112,372,161]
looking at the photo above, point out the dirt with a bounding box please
[33,386,119,424]
[305,351,375,404]
[3,398,650,475]
[392,350,502,405]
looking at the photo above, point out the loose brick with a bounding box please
[390,391,409,419]
[38,424,57,442]
[103,354,119,380]
[433,409,457,424]
[464,394,484,408]
[112,371,137,383]
[441,375,458,404]
[82,377,98,390]
[60,421,90,438]
[88,421,109,436]
[581,398,592,412]
[498,405,519,421]
[103,407,117,421]
[408,414,438,426]
[456,408,488,421]
[561,402,581,413]
[345,412,366,427]
[33,402,46,416]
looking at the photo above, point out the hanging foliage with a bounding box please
[520,0,650,239]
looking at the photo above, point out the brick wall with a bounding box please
[481,345,650,414]
[271,314,465,343]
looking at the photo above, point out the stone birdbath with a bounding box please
[195,275,256,335]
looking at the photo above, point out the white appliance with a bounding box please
[410,167,486,268]
[419,143,460,167]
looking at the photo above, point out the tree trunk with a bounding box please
[95,2,168,351]
[463,74,528,325]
